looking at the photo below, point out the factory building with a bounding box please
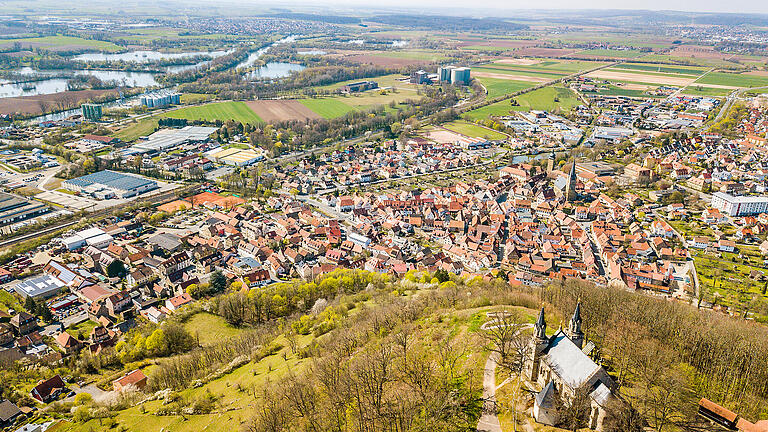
[63,170,157,199]
[437,65,472,85]
[140,92,181,108]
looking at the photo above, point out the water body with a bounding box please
[391,40,409,47]
[297,49,326,55]
[72,49,232,62]
[510,152,556,164]
[246,62,305,80]
[0,68,159,98]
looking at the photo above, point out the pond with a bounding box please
[72,49,233,62]
[1,68,159,98]
[245,62,305,80]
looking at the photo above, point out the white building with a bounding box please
[711,192,768,217]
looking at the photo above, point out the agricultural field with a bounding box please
[441,120,508,140]
[511,85,582,112]
[164,101,263,123]
[476,77,538,99]
[0,35,123,52]
[573,48,647,58]
[585,69,699,87]
[299,98,357,119]
[465,99,520,120]
[694,71,768,88]
[680,85,733,97]
[610,62,709,76]
[245,100,321,122]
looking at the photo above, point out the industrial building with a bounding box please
[410,70,431,84]
[0,192,49,228]
[437,65,471,85]
[62,170,157,199]
[339,81,378,93]
[61,227,114,250]
[125,126,218,156]
[81,103,103,121]
[13,274,66,299]
[140,92,181,108]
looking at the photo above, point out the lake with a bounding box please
[72,49,233,62]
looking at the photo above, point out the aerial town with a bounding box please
[0,3,768,432]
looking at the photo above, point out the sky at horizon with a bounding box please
[283,0,768,15]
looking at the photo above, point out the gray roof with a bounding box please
[534,381,557,408]
[14,275,65,299]
[147,233,182,251]
[543,330,600,390]
[64,170,156,193]
[0,399,21,422]
[590,381,612,407]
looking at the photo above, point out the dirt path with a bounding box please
[478,352,503,432]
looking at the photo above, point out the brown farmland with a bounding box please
[0,89,118,116]
[245,100,321,122]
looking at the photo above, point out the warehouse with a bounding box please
[14,274,66,299]
[0,192,49,227]
[63,170,157,199]
[129,126,217,155]
[61,227,114,250]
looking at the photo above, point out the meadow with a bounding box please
[299,98,357,119]
[474,77,538,99]
[0,35,123,52]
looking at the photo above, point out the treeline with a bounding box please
[540,279,768,421]
[213,269,392,326]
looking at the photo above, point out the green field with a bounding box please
[575,48,646,58]
[694,72,768,88]
[184,312,244,346]
[484,59,606,74]
[300,98,357,118]
[112,118,160,141]
[466,99,519,120]
[0,35,123,52]
[442,120,507,140]
[598,85,659,98]
[512,86,582,112]
[476,77,538,98]
[681,85,733,97]
[605,66,703,80]
[165,101,263,123]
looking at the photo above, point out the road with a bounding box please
[478,352,503,432]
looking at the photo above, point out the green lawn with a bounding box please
[475,77,538,99]
[66,320,99,338]
[511,86,582,112]
[442,121,507,140]
[184,312,244,346]
[300,98,357,119]
[0,35,123,52]
[694,72,768,88]
[165,101,263,123]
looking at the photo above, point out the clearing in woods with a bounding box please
[245,100,322,122]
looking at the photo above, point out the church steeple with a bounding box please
[565,159,577,202]
[568,302,585,349]
[534,307,547,340]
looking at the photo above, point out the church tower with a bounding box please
[546,150,555,175]
[565,160,577,202]
[526,307,550,382]
[567,302,585,349]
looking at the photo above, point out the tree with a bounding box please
[482,310,529,431]
[210,270,227,293]
[145,328,166,355]
[602,400,645,432]
[558,387,591,431]
[106,260,125,278]
[37,303,53,323]
[24,296,36,313]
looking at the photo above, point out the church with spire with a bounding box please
[525,303,617,431]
